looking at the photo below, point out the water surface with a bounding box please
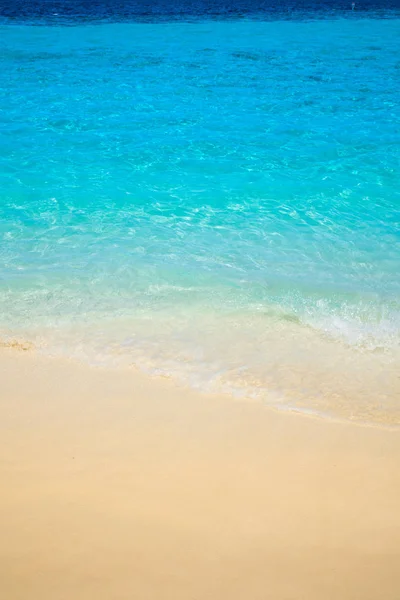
[1,3,399,423]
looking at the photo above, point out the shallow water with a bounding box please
[1,3,399,423]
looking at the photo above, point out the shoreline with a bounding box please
[1,347,400,599]
[1,333,399,428]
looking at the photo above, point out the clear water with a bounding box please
[1,4,399,423]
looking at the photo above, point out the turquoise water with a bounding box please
[1,17,399,423]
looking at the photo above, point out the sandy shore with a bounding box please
[0,348,399,600]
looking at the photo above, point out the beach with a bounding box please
[1,4,400,598]
[1,345,399,600]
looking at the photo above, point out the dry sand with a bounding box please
[0,347,399,600]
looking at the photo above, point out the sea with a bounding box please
[0,0,399,424]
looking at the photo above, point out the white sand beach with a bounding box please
[1,347,399,600]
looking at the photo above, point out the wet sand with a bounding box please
[0,348,399,600]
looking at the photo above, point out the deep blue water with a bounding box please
[1,0,400,23]
[0,1,399,423]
